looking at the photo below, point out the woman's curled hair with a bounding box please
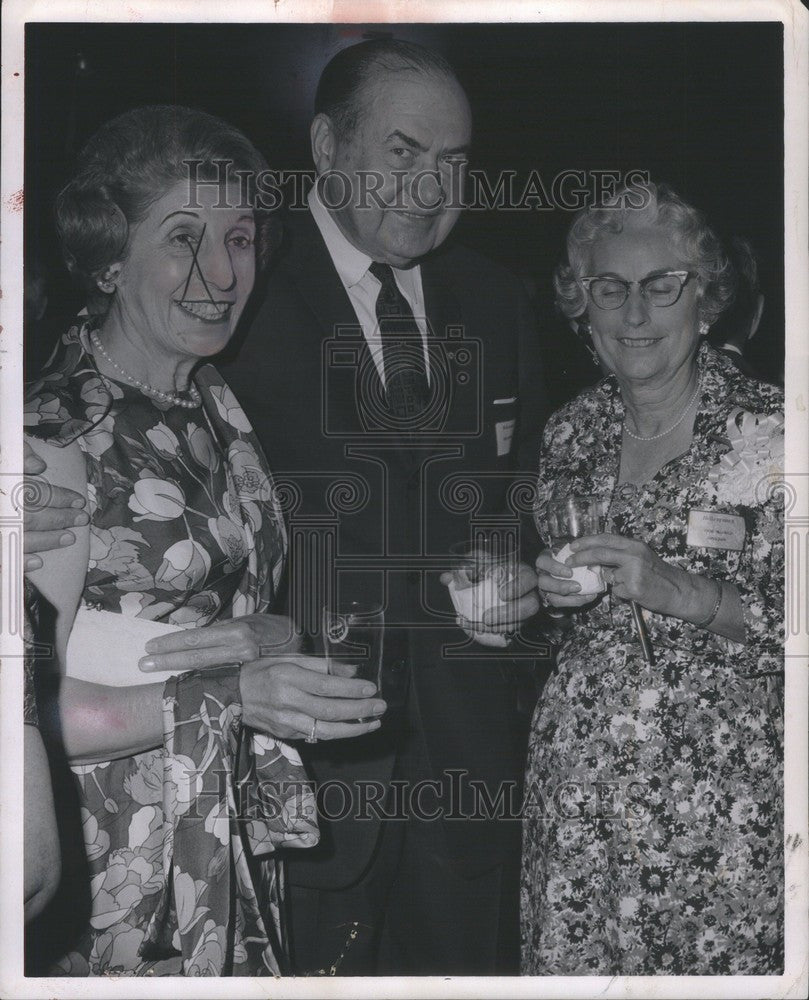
[55,105,276,289]
[554,181,735,327]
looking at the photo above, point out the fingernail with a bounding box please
[370,720,382,730]
[73,511,89,526]
[362,684,376,697]
[70,498,87,509]
[139,657,155,671]
[59,531,75,546]
[25,556,42,571]
[373,702,386,715]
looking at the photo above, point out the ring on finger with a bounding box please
[305,718,318,744]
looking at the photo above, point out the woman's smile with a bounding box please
[174,299,234,322]
[617,336,661,348]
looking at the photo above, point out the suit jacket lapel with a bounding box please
[421,254,462,346]
[281,211,379,438]
[420,252,465,434]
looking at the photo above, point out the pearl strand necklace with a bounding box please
[90,331,201,409]
[623,379,701,442]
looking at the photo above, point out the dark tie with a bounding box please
[369,261,430,422]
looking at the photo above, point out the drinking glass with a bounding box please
[322,601,386,721]
[447,534,518,647]
[545,495,606,595]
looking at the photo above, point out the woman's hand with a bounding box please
[139,613,301,674]
[566,533,684,616]
[535,549,599,609]
[239,654,386,741]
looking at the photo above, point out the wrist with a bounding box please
[238,661,256,729]
[682,573,723,629]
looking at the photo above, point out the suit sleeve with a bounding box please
[512,285,548,560]
[514,286,548,473]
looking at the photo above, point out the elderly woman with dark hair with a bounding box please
[24,106,385,976]
[520,183,784,975]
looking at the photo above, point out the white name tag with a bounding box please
[686,509,746,551]
[495,418,516,456]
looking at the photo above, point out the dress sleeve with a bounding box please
[23,581,41,727]
[141,665,317,972]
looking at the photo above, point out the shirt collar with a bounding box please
[308,183,373,289]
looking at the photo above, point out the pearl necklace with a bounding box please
[623,379,700,441]
[90,331,201,409]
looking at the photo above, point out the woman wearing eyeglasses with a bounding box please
[520,183,784,974]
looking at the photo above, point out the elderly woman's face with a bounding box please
[584,221,702,388]
[111,179,255,359]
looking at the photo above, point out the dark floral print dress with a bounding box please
[25,317,318,976]
[521,344,784,975]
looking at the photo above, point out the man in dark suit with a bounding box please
[222,39,547,975]
[709,236,777,383]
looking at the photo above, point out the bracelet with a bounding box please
[693,577,723,630]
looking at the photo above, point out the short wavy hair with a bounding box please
[554,181,735,326]
[55,105,276,290]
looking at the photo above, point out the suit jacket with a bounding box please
[714,345,780,385]
[221,209,547,887]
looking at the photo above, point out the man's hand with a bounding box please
[482,562,541,628]
[139,613,302,673]
[440,561,541,637]
[23,441,88,572]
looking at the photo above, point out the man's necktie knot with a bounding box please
[369,262,403,316]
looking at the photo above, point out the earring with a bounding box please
[575,320,601,367]
[699,319,710,336]
[96,269,117,294]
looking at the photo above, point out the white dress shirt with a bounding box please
[307,185,431,386]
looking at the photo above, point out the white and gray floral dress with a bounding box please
[521,344,784,975]
[25,317,318,976]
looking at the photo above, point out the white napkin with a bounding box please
[551,542,605,596]
[66,607,184,686]
[448,571,509,648]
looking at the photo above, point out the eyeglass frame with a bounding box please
[579,270,695,310]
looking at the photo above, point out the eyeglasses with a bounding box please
[579,270,694,310]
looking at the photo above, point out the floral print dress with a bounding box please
[25,317,318,976]
[521,344,784,975]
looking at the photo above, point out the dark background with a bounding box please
[24,21,785,392]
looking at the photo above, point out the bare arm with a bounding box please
[24,726,60,921]
[24,435,164,764]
